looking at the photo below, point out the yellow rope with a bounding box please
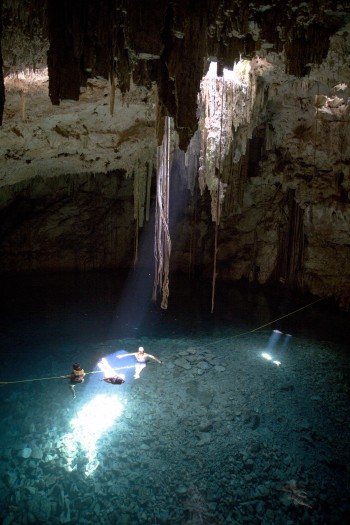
[202,296,326,347]
[0,296,326,385]
[0,369,104,386]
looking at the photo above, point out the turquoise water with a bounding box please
[0,271,349,524]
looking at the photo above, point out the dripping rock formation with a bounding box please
[0,0,350,308]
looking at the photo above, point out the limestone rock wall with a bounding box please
[0,171,135,273]
[170,31,350,309]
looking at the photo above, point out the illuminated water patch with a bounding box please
[58,350,141,475]
[59,393,125,476]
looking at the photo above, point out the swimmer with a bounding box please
[117,346,162,379]
[117,346,162,364]
[68,363,85,398]
[102,375,125,385]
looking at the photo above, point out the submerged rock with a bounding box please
[174,357,192,370]
[21,445,32,459]
[31,446,43,460]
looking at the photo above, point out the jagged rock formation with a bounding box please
[1,1,349,146]
[0,1,350,308]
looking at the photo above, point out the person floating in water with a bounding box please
[117,346,162,379]
[103,375,125,385]
[69,363,85,398]
[97,356,126,384]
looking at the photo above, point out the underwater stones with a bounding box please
[196,362,211,376]
[197,432,211,446]
[30,446,43,460]
[4,470,18,489]
[44,453,56,462]
[243,459,255,472]
[184,353,200,363]
[198,419,213,432]
[26,495,52,522]
[21,445,32,458]
[24,484,38,496]
[174,357,191,369]
[174,348,223,377]
[197,361,211,370]
[44,474,57,488]
[178,349,191,356]
[243,411,261,430]
[58,492,71,524]
[279,383,294,392]
[296,420,311,432]
[198,391,214,408]
[214,364,226,372]
[176,484,188,494]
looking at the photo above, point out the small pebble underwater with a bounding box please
[0,270,349,525]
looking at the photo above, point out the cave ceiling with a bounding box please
[1,0,350,166]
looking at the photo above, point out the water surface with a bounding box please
[0,271,349,524]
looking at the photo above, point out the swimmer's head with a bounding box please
[138,346,145,353]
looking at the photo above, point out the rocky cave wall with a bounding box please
[0,171,136,272]
[0,1,350,309]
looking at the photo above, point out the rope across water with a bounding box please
[0,296,325,385]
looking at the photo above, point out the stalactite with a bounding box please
[222,154,248,215]
[152,116,172,309]
[211,178,220,313]
[211,84,225,314]
[145,162,152,223]
[133,164,149,227]
[197,58,269,221]
[109,73,115,116]
[47,0,118,105]
[186,130,201,195]
[287,196,304,287]
[0,0,5,126]
[197,58,269,310]
[133,163,149,265]
[276,189,304,287]
[133,169,139,266]
[188,184,198,278]
[138,165,147,228]
[21,91,26,121]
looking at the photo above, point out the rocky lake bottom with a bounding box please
[0,272,349,524]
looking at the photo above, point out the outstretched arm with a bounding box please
[117,353,136,359]
[148,354,162,364]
